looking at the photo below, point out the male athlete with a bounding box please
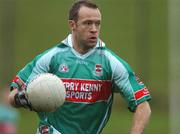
[8,0,151,134]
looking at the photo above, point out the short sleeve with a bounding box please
[10,47,59,89]
[107,50,151,112]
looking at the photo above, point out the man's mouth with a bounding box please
[89,37,97,42]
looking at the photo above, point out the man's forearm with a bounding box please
[130,101,151,134]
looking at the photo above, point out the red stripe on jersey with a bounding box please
[61,79,112,103]
[135,87,150,100]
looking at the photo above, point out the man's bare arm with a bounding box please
[130,101,151,134]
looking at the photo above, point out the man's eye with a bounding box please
[85,21,92,25]
[95,22,100,26]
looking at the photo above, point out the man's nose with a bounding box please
[90,24,98,33]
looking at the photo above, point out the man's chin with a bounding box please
[88,40,98,46]
[88,42,97,48]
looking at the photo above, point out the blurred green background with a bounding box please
[0,0,173,133]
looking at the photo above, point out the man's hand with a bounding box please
[8,88,33,111]
[9,76,34,111]
[14,90,33,110]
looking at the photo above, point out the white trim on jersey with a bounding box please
[104,50,135,101]
[96,94,112,134]
[71,47,96,59]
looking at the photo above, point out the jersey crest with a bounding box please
[94,64,103,76]
[59,63,69,73]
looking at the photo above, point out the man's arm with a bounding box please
[130,101,151,134]
[8,76,29,108]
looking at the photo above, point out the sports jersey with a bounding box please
[11,34,151,134]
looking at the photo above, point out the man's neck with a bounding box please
[72,34,92,55]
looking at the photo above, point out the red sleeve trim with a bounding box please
[12,76,20,83]
[12,76,26,90]
[135,87,150,100]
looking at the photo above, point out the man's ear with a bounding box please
[68,20,76,31]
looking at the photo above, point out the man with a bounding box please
[8,0,151,134]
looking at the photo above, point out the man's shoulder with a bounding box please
[56,42,69,48]
[98,46,129,65]
[35,42,69,60]
[46,42,69,53]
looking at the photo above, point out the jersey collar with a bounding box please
[61,34,105,48]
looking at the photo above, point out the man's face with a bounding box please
[70,6,101,50]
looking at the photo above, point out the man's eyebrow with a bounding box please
[83,19,101,22]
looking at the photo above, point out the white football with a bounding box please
[26,73,66,112]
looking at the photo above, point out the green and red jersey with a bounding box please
[11,34,151,134]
